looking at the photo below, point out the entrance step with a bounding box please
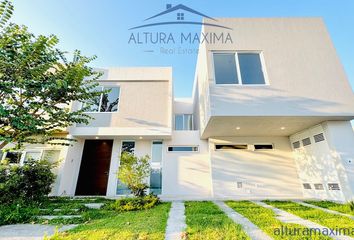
[84,203,104,209]
[38,215,82,220]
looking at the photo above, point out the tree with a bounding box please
[118,152,150,197]
[0,24,106,149]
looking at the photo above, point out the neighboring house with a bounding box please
[3,18,354,202]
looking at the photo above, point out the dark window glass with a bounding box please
[328,183,340,190]
[292,141,300,149]
[100,87,120,112]
[215,145,248,150]
[302,138,311,146]
[254,144,273,150]
[213,53,238,84]
[150,168,162,195]
[238,53,266,84]
[314,184,324,190]
[167,146,198,152]
[121,141,135,154]
[5,152,21,164]
[303,183,311,189]
[314,133,325,143]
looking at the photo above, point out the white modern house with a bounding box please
[3,18,354,202]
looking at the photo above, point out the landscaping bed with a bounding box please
[49,202,171,240]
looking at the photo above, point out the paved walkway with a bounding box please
[214,201,272,240]
[254,201,353,240]
[295,201,354,220]
[165,201,186,240]
[0,224,77,240]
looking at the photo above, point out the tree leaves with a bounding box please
[0,24,104,149]
[0,0,13,29]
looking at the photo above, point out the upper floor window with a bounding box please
[213,52,266,85]
[175,114,194,131]
[84,86,120,112]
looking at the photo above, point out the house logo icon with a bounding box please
[129,4,232,30]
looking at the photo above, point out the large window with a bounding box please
[151,141,163,163]
[84,86,120,112]
[175,114,194,131]
[117,141,135,195]
[150,168,162,195]
[213,52,266,85]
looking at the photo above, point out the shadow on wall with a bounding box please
[294,145,346,201]
[210,87,353,116]
[211,149,303,197]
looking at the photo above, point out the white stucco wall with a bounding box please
[70,67,173,137]
[209,136,303,199]
[289,121,354,202]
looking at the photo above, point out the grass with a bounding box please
[49,202,171,240]
[226,201,330,240]
[304,200,354,215]
[265,201,354,237]
[184,201,250,240]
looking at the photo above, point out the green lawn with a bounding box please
[49,202,171,240]
[185,201,250,240]
[304,200,354,215]
[265,201,354,237]
[226,201,330,240]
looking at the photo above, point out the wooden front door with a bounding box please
[75,140,113,195]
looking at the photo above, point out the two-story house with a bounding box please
[3,18,354,202]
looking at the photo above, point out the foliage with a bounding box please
[49,203,171,240]
[0,23,105,149]
[104,194,160,212]
[0,0,13,28]
[226,201,330,240]
[0,158,56,204]
[117,152,150,197]
[348,201,354,212]
[185,201,250,240]
[0,202,39,225]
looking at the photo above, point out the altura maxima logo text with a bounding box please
[128,4,233,46]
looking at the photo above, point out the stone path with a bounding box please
[254,201,353,240]
[38,215,82,220]
[295,201,354,220]
[165,201,186,240]
[214,201,272,240]
[0,224,77,240]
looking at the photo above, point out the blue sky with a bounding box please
[11,0,354,98]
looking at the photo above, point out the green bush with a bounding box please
[0,202,39,225]
[104,194,160,212]
[0,158,55,204]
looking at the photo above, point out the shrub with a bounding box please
[0,202,39,225]
[0,158,56,204]
[348,201,354,212]
[117,152,150,197]
[104,194,160,212]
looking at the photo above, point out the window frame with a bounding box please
[211,51,269,86]
[1,148,60,166]
[174,114,194,131]
[83,85,121,113]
